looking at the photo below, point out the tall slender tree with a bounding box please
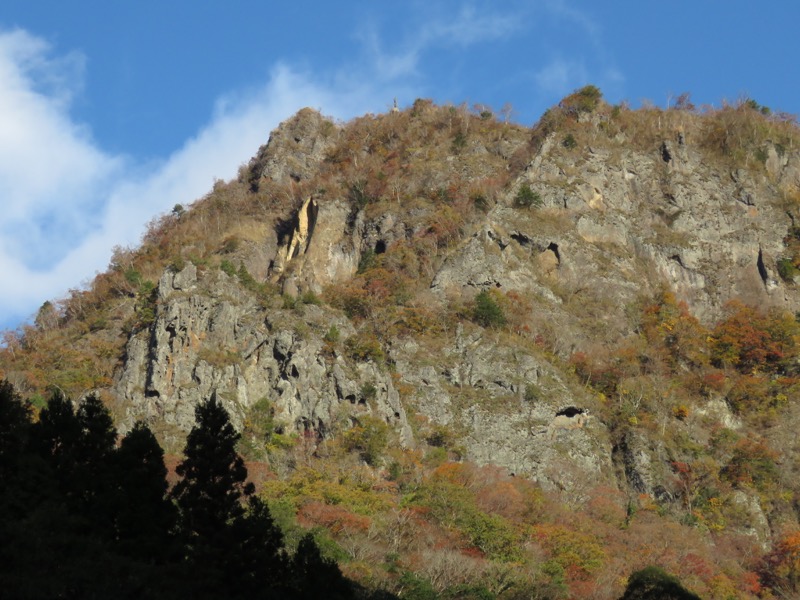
[113,421,177,561]
[0,379,30,475]
[173,397,288,598]
[172,396,254,543]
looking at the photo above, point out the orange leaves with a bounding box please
[710,299,800,374]
[298,501,371,534]
[720,437,779,491]
[533,523,606,579]
[640,290,709,370]
[761,529,800,595]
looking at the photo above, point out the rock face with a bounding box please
[247,107,337,186]
[390,326,616,492]
[271,197,361,297]
[108,105,800,505]
[432,140,799,335]
[114,263,410,450]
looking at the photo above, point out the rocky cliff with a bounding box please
[97,98,798,505]
[4,94,800,550]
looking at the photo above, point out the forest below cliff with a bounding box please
[2,87,800,599]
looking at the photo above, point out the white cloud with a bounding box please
[0,34,391,330]
[356,3,520,82]
[0,30,119,249]
[0,3,620,330]
[534,58,588,96]
[429,6,519,46]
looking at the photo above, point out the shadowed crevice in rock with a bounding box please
[511,232,533,248]
[555,406,585,418]
[660,141,672,163]
[757,247,769,285]
[547,242,561,265]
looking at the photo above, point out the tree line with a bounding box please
[0,377,706,599]
[0,380,356,599]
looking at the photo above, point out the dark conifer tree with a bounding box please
[291,533,353,600]
[619,566,702,600]
[8,390,130,599]
[226,496,289,598]
[172,395,254,541]
[29,389,82,473]
[74,394,118,514]
[172,396,258,598]
[76,393,117,459]
[0,379,31,475]
[113,421,177,561]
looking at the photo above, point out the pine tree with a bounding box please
[291,533,353,599]
[620,566,701,600]
[172,396,259,598]
[0,379,31,475]
[172,396,254,542]
[113,421,176,561]
[29,389,82,472]
[227,496,289,598]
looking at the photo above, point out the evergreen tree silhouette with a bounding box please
[10,390,135,598]
[172,395,254,541]
[113,421,177,562]
[620,566,701,600]
[0,379,31,475]
[226,496,289,598]
[172,396,258,598]
[291,533,353,599]
[29,389,82,477]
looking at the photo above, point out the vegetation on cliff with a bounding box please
[2,88,800,598]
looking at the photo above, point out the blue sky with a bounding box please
[1,1,798,331]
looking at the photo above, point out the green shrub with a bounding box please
[344,415,389,466]
[559,85,603,116]
[360,382,377,403]
[357,249,376,274]
[426,424,456,448]
[239,396,276,459]
[451,131,467,153]
[170,256,186,272]
[349,180,374,208]
[514,183,542,208]
[397,572,437,600]
[524,384,541,403]
[472,194,490,212]
[124,268,142,287]
[237,264,259,290]
[473,290,506,328]
[221,236,239,254]
[777,257,798,282]
[220,259,236,276]
[345,334,385,364]
[562,133,577,149]
[300,290,321,305]
[323,325,340,344]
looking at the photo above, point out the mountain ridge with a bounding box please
[3,89,800,598]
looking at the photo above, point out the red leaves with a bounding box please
[710,300,800,374]
[760,530,800,595]
[298,501,371,534]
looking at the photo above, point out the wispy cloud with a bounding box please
[430,6,519,46]
[0,34,386,330]
[537,1,624,97]
[356,3,520,82]
[534,57,588,96]
[0,2,624,329]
